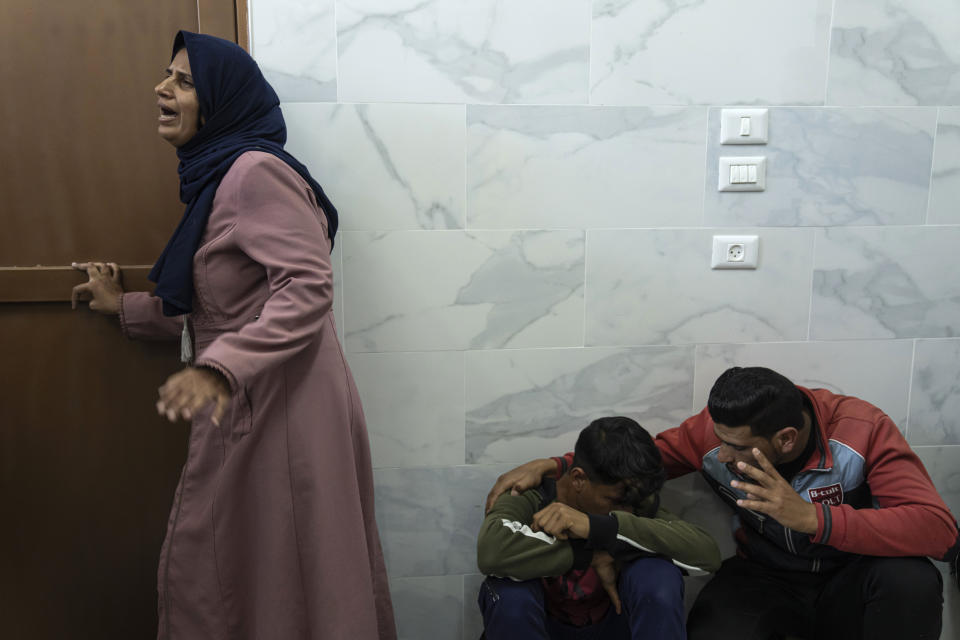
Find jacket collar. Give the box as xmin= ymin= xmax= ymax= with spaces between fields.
xmin=798 ymin=386 xmax=833 ymax=472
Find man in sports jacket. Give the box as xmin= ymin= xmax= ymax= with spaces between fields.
xmin=487 ymin=367 xmax=959 ymax=640
xmin=478 ymin=416 xmax=721 ymax=640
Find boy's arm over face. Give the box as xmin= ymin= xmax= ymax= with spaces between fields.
xmin=477 ymin=490 xmax=593 ymax=581
xmin=583 ymin=498 xmax=721 ymax=575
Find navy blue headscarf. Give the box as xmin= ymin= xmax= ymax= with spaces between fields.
xmin=149 ymin=31 xmax=338 ymax=316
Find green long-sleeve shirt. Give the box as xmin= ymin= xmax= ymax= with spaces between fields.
xmin=477 ymin=478 xmax=721 ymax=581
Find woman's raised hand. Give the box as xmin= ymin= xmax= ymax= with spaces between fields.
xmin=157 ymin=367 xmax=231 ymax=425
xmin=71 ymin=262 xmax=124 ymax=314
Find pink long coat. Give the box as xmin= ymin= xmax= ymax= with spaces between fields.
xmin=119 ymin=151 xmax=396 ymax=640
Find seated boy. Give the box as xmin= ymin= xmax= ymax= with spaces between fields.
xmin=477 ymin=416 xmax=721 ymax=640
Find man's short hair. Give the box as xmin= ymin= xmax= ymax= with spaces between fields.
xmin=571 ymin=416 xmax=666 ymax=508
xmin=707 ymin=366 xmax=803 ymax=439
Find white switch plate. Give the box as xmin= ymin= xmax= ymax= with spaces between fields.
xmin=718 ymin=156 xmax=766 ymax=192
xmin=720 ymin=108 xmax=769 ymax=144
xmin=711 ymin=235 xmax=759 ymax=270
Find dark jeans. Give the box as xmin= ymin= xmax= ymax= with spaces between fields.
xmin=478 ymin=557 xmax=685 ymax=640
xmin=687 ymin=555 xmax=944 ymax=640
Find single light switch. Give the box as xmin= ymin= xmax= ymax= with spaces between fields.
xmin=720 ymin=109 xmax=769 ymax=144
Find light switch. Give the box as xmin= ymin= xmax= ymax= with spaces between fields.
xmin=720 ymin=108 xmax=769 ymax=144
xmin=729 ymin=164 xmax=758 ymax=184
xmin=718 ymin=156 xmax=766 ymax=192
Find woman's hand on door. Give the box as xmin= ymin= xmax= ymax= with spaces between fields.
xmin=71 ymin=262 xmax=123 ymax=314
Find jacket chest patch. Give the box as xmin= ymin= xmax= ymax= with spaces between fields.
xmin=808 ymin=483 xmax=843 ymax=506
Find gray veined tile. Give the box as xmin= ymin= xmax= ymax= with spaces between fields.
xmin=659 ymin=473 xmax=738 ymax=613
xmin=465 ymin=346 xmax=695 ymax=464
xmin=909 ymin=339 xmax=960 ymax=445
xmin=466 ymin=106 xmax=706 ymax=229
xmin=590 ymin=0 xmax=832 ymax=105
xmin=827 ymin=0 xmax=960 ymax=106
xmin=462 ymin=574 xmax=486 ymax=640
xmin=585 ymin=229 xmax=814 ymax=346
xmin=810 ymin=227 xmax=960 ymax=340
xmin=912 ymin=446 xmax=960 ymax=640
xmin=939 ymin=559 xmax=960 ymax=640
xmin=660 ymin=474 xmax=737 ymax=561
xmin=250 ymin=0 xmax=337 ymax=102
xmin=282 ymin=103 xmax=466 ymax=231
xmin=337 ymin=0 xmax=590 ymax=104
xmin=349 ymin=351 xmax=465 ymax=468
xmin=912 ymin=447 xmax=960 ymax=524
xmin=389 ymin=575 xmax=464 ymax=640
xmin=928 ymin=108 xmax=960 ymax=224
xmin=374 ymin=465 xmax=513 ymax=578
xmin=343 ymin=230 xmax=585 ymax=352
xmin=704 ymin=108 xmax=936 ymax=227
xmin=695 ymin=341 xmax=915 ymax=430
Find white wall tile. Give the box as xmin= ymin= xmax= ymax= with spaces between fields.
xmin=913 ymin=446 xmax=960 ymax=531
xmin=811 ymin=227 xmax=960 ymax=339
xmin=467 ymin=106 xmax=706 ymax=229
xmin=465 ymin=346 xmax=694 ymax=463
xmin=909 ymin=339 xmax=960 ymax=445
xmin=350 ymin=351 xmax=465 ymax=467
xmin=694 ymin=341 xmax=915 ymax=429
xmin=827 ymin=0 xmax=960 ymax=106
xmin=283 ymin=103 xmax=466 ymax=230
xmin=912 ymin=445 xmax=960 ymax=640
xmin=374 ymin=465 xmax=511 ymax=577
xmin=660 ymin=474 xmax=738 ymax=561
xmin=928 ymin=107 xmax=960 ymax=224
xmin=337 ymin=0 xmax=590 ymax=104
xmin=252 ymin=1 xmax=960 ymax=633
xmin=462 ymin=574 xmax=485 ymax=640
xmin=704 ymin=108 xmax=936 ymax=227
xmin=343 ymin=230 xmax=585 ymax=352
xmin=250 ymin=0 xmax=337 ymax=101
xmin=591 ymin=0 xmax=832 ymax=105
xmin=389 ymin=575 xmax=464 ymax=640
xmin=585 ymin=229 xmax=815 ymax=346
xmin=939 ymin=559 xmax=960 ymax=640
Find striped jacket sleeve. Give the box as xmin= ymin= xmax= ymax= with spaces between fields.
xmin=597 ymin=507 xmax=722 ymax=574
xmin=477 ymin=490 xmax=592 ymax=580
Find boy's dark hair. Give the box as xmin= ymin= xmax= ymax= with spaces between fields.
xmin=707 ymin=366 xmax=803 ymax=438
xmin=571 ymin=416 xmax=666 ymax=509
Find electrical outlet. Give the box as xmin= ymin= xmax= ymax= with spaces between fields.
xmin=711 ymin=235 xmax=758 ymax=269
xmin=727 ymin=243 xmax=745 ymax=262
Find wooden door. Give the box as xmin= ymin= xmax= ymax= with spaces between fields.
xmin=0 ymin=2 xmax=245 ymax=637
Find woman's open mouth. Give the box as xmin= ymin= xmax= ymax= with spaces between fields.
xmin=158 ymin=104 xmax=178 ymax=123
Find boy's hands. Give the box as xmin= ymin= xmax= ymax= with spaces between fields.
xmin=486 ymin=458 xmax=556 ymax=513
xmin=591 ymin=551 xmax=622 ymax=614
xmin=532 ymin=503 xmax=590 ymax=540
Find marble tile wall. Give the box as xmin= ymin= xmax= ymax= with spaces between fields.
xmin=250 ymin=1 xmax=960 ymax=637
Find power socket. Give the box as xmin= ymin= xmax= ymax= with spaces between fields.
xmin=711 ymin=235 xmax=758 ymax=269
xmin=727 ymin=243 xmax=745 ymax=262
